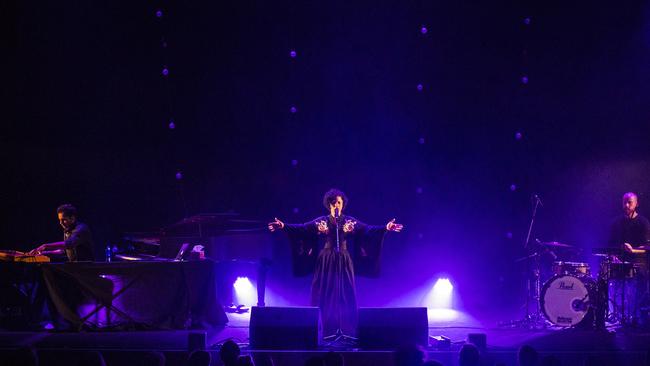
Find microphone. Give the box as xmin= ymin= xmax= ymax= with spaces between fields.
xmin=334 ymin=208 xmax=340 ymax=219
xmin=533 ymin=194 xmax=544 ymax=207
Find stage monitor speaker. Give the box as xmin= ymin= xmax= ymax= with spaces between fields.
xmin=358 ymin=307 xmax=429 ymax=349
xmin=249 ymin=306 xmax=321 ymax=349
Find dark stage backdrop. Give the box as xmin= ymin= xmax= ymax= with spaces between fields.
xmin=3 ymin=0 xmax=650 ymax=315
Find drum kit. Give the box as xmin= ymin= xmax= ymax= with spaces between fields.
xmin=517 ymin=240 xmax=649 ymax=330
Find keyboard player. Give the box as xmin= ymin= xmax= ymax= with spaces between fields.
xmin=28 ymin=204 xmax=95 ymax=262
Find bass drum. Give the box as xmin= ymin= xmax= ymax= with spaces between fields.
xmin=540 ymin=274 xmax=596 ymax=327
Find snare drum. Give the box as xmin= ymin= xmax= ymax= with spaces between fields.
xmin=541 ymin=274 xmax=596 ymax=327
xmin=552 ymin=261 xmax=591 ymax=276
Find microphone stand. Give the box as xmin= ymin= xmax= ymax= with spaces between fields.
xmin=323 ymin=209 xmax=358 ymax=346
xmin=500 ymin=194 xmax=547 ymax=329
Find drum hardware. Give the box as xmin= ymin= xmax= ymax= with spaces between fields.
xmin=499 ymin=195 xmax=550 ymax=329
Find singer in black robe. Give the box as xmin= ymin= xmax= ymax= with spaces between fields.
xmin=269 ymin=189 xmax=403 ymax=336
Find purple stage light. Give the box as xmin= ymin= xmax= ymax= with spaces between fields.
xmin=521 ymin=75 xmax=529 ymax=84
xmin=155 ymin=9 xmax=163 ymax=18
xmin=418 ymin=137 xmax=425 ymax=144
xmin=416 ymin=187 xmax=423 ymax=194
xmin=291 ymin=159 xmax=298 ymax=167
xmin=506 ymin=232 xmax=513 ymax=239
xmin=417 ymin=233 xmax=424 ymax=239
xmin=523 ymin=17 xmax=531 ymax=25
xmin=168 ymin=120 xmax=175 ymax=129
xmin=175 ymin=171 xmax=183 ymax=180
xmin=289 ymin=50 xmax=297 ymax=58
xmin=416 ymin=83 xmax=424 ymax=91
xmin=233 ymin=277 xmax=256 ymax=306
xmin=515 ymin=131 xmax=522 ymax=140
xmin=420 ymin=26 xmax=428 ymax=34
xmin=162 ymin=67 xmax=169 ymax=76
xmin=429 ymin=278 xmax=454 ymax=309
xmin=292 ymin=207 xmax=299 ymax=214
xmin=509 ymin=184 xmax=517 ymax=191
xmin=290 ymin=106 xmax=297 ymax=114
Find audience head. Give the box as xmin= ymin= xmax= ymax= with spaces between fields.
xmin=237 ymin=355 xmax=255 ymax=366
xmin=518 ymin=345 xmax=539 ymax=366
xmin=220 ymin=340 xmax=241 ymax=366
xmin=253 ymin=353 xmax=275 ymax=366
xmin=142 ymin=351 xmax=166 ymax=366
xmin=394 ymin=344 xmax=425 ymax=366
xmin=459 ymin=343 xmax=481 ymax=366
xmin=188 ymin=350 xmax=211 ymax=366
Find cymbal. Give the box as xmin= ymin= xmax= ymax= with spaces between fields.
xmin=539 ymin=241 xmax=574 ymax=248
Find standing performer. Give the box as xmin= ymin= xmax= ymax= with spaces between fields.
xmin=268 ymin=188 xmax=403 ymax=336
xmin=29 ymin=204 xmax=95 ymax=262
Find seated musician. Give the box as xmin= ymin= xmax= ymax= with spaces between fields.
xmin=28 ymin=204 xmax=95 ymax=262
xmin=609 ymin=192 xmax=650 ymax=256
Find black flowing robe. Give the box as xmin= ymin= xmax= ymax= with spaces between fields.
xmin=284 ymin=215 xmax=386 ymax=335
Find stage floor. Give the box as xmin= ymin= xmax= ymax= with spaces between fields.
xmin=2 ymin=309 xmax=650 ymax=365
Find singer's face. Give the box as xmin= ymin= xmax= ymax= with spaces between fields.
xmin=329 ymin=196 xmax=344 ymax=216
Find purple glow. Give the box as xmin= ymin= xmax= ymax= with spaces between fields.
xmin=292 ymin=207 xmax=299 ymax=214
xmin=162 ymin=41 xmax=168 ymax=48
xmin=155 ymin=9 xmax=163 ymax=18
xmin=515 ymin=131 xmax=522 ymax=140
xmin=523 ymin=17 xmax=531 ymax=25
xmin=233 ymin=277 xmax=256 ymax=306
xmin=509 ymin=184 xmax=517 ymax=191
xmin=420 ymin=26 xmax=428 ymax=34
xmin=290 ymin=106 xmax=297 ymax=114
xmin=521 ymin=75 xmax=529 ymax=84
xmin=291 ymin=159 xmax=298 ymax=166
xmin=416 ymin=187 xmax=423 ymax=194
xmin=168 ymin=120 xmax=175 ymax=129
xmin=417 ymin=233 xmax=424 ymax=239
xmin=162 ymin=67 xmax=169 ymax=76
xmin=427 ymin=278 xmax=454 ymax=309
xmin=416 ymin=83 xmax=424 ymax=91
xmin=289 ymin=50 xmax=297 ymax=58
xmin=506 ymin=232 xmax=513 ymax=239
xmin=418 ymin=137 xmax=425 ymax=144
xmin=175 ymin=171 xmax=183 ymax=180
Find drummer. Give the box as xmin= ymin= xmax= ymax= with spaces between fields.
xmin=608 ymin=192 xmax=650 ymax=257
xmin=608 ymin=192 xmax=650 ymax=323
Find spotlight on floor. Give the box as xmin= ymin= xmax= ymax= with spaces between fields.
xmin=233 ymin=276 xmax=256 ymax=311
xmin=431 ymin=278 xmax=453 ymax=309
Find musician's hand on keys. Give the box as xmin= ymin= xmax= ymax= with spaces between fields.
xmin=268 ymin=218 xmax=285 ymax=232
xmin=386 ymin=218 xmax=403 ymax=232
xmin=343 ymin=220 xmax=357 ymax=233
xmin=28 ymin=244 xmax=47 ymax=256
xmin=316 ymin=220 xmax=329 ymax=234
